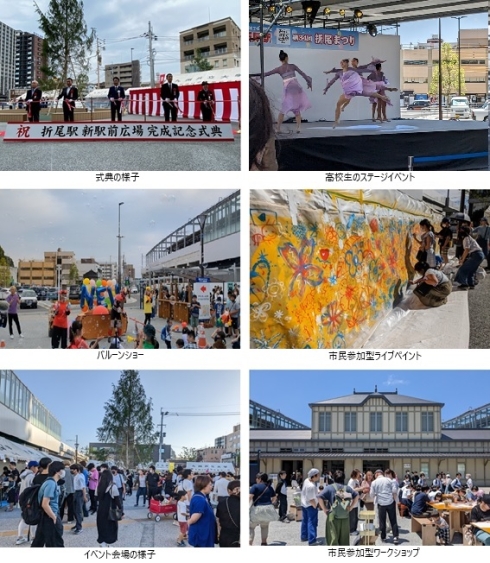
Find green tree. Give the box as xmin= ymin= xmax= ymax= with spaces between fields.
xmin=69 ymin=263 xmax=79 ymax=284
xmin=0 ymin=245 xmax=14 ymax=268
xmin=35 ymin=0 xmax=94 ymax=94
xmin=179 ymin=447 xmax=198 ymax=461
xmin=0 ymin=258 xmax=10 ymax=287
xmin=429 ymin=42 xmax=465 ymax=98
xmin=97 ymin=370 xmax=158 ymax=468
xmin=85 ymin=447 xmax=111 ymax=462
xmin=193 ymin=49 xmax=213 ymax=72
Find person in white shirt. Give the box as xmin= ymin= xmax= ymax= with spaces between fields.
xmin=466 ymin=474 xmax=473 ymax=490
xmin=71 ymin=464 xmax=88 ymax=534
xmin=214 ymin=472 xmax=230 ymax=502
xmin=370 ymin=469 xmax=399 ymax=545
xmin=178 ymin=469 xmax=194 ymax=505
xmin=176 ymin=491 xmax=189 ymax=547
xmin=300 ymin=468 xmax=321 ymax=546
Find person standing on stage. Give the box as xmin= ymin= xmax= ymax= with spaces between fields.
xmin=57 ymin=78 xmax=78 ymax=122
xmin=160 ymin=74 xmax=179 ymax=122
xmin=25 ymin=80 xmax=42 ymax=122
xmin=197 ymin=81 xmax=215 ymax=122
xmin=251 ymin=50 xmax=312 ymax=135
xmin=108 ymin=77 xmax=125 ymax=122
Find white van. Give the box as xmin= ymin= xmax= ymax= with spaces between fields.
xmin=449 ymin=96 xmax=470 ymax=119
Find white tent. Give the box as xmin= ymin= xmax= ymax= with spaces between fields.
xmin=0 ymin=435 xmax=64 ymax=464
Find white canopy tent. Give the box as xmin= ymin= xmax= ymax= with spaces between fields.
xmin=0 ymin=435 xmax=64 ymax=464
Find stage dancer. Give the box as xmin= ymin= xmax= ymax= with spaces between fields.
xmin=251 ymin=50 xmax=312 ymax=134
xmin=367 ymin=63 xmax=396 ymax=122
xmin=323 ymin=59 xmax=389 ymax=127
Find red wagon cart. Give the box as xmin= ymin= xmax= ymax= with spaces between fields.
xmin=147 ymin=499 xmax=177 ymax=522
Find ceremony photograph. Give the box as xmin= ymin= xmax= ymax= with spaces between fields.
xmin=0 ymin=0 xmax=241 ymax=170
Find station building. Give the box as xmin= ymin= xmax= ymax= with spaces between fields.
xmin=0 ymin=370 xmax=70 ymax=463
xmin=250 ymin=388 xmax=490 ymax=485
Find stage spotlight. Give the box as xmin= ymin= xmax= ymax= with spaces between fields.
xmin=367 ymin=23 xmax=378 ymax=37
xmin=301 ymin=1 xmax=321 ymax=20
xmin=354 ymin=9 xmax=363 ymax=19
xmin=339 ymin=8 xmax=346 ymax=17
xmin=323 ymin=7 xmax=331 ymax=16
xmin=286 ymin=6 xmax=293 ymax=14
xmin=268 ymin=5 xmax=276 ymax=13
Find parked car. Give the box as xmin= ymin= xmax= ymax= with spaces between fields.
xmin=407 ymin=100 xmax=430 ymax=110
xmin=46 ymin=290 xmax=59 ymax=301
xmin=472 ymin=100 xmax=489 ymax=122
xmin=20 ymin=289 xmax=38 ymax=309
xmin=449 ymin=96 xmax=470 ymax=119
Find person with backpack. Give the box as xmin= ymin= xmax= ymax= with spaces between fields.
xmin=160 ymin=318 xmax=173 ymax=349
xmin=319 ymin=470 xmax=358 ymax=546
xmin=31 ymin=460 xmax=66 ymax=547
xmin=16 ymin=461 xmax=39 ymax=545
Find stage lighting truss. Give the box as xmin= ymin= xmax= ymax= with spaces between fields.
xmin=353 ymin=8 xmax=363 ymax=22
xmin=323 ymin=7 xmax=331 ymax=17
xmin=339 ymin=8 xmax=346 ymax=18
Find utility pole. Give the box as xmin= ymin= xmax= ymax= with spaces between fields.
xmin=93 ymin=31 xmax=105 ymax=89
xmin=75 ymin=434 xmax=79 ymax=463
xmin=147 ymin=21 xmax=156 ymax=88
xmin=158 ymin=409 xmax=169 ymax=463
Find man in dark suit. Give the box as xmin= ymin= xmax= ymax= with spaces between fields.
xmin=25 ymin=80 xmax=42 ymax=122
xmin=197 ymin=81 xmax=215 ymax=122
xmin=160 ymin=74 xmax=179 ymax=122
xmin=57 ymin=77 xmax=78 ymax=122
xmin=108 ymin=76 xmax=126 ymax=121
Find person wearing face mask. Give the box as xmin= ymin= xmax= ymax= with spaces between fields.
xmin=216 ymin=480 xmax=240 ymax=547
xmin=31 ymin=461 xmax=66 ymax=548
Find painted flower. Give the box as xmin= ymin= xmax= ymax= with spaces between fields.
xmin=251 ymin=302 xmax=271 ymax=322
xmin=292 ymin=224 xmax=307 ymax=240
xmin=325 ymin=225 xmax=339 ymax=245
xmin=332 ymin=333 xmax=346 ymax=349
xmin=328 ymin=272 xmax=338 ymax=286
xmin=320 ymin=301 xmax=343 ymax=334
xmin=274 ymin=310 xmax=284 ymax=320
xmin=279 ymin=239 xmax=324 ymax=297
xmin=345 ymin=245 xmax=363 ymax=277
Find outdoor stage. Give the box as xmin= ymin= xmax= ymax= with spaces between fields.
xmin=276 ymin=119 xmax=488 ymax=171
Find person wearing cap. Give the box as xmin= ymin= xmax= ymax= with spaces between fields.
xmin=51 ymin=290 xmax=70 ymax=349
xmin=197 ymin=81 xmax=215 ymax=122
xmin=16 ymin=461 xmax=39 ymax=545
xmin=472 ymin=217 xmax=490 ymax=270
xmin=437 ymin=218 xmax=453 ymax=265
xmin=470 ymin=494 xmax=490 ymax=545
xmin=370 ymin=469 xmax=399 ymax=545
xmin=300 ymin=468 xmax=321 ymax=545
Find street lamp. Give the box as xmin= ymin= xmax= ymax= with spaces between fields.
xmin=451 ymin=16 xmax=466 ymax=96
xmin=196 ymin=214 xmax=208 ymax=278
xmin=118 ymin=202 xmax=124 ymax=289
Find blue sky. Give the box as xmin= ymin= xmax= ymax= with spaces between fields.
xmin=250 ymin=371 xmax=490 ymax=426
xmin=398 ymin=14 xmax=486 ymax=46
xmin=16 ymin=370 xmax=240 ymax=454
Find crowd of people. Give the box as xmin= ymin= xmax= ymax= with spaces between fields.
xmin=250 ymin=468 xmax=490 ymax=547
xmin=2 ymin=459 xmax=240 ymax=548
xmin=410 ymin=216 xmax=490 ymax=308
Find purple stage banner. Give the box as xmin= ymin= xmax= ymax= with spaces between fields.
xmin=249 ymin=23 xmax=359 ymax=51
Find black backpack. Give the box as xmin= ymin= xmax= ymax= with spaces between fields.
xmin=19 ymin=478 xmax=53 ymax=525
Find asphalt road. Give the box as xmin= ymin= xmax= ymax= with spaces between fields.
xmin=468 ymin=256 xmax=490 ymax=349
xmin=0 ymin=118 xmax=240 ymax=171
xmin=1 ymin=300 xmax=236 ymax=349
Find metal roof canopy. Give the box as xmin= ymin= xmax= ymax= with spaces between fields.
xmin=249 ymin=1 xmax=487 ymax=29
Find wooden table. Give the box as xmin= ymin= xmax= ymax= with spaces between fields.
xmin=471 ymin=522 xmax=490 ymax=533
xmin=430 ymin=502 xmax=475 ymax=540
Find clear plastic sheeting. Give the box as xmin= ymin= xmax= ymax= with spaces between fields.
xmin=250 ymin=189 xmax=443 ymax=349
xmin=0 ymin=435 xmax=64 ymax=463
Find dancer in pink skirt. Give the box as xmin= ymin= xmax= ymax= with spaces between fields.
xmin=323 ymin=59 xmax=391 ymax=127
xmin=367 ymin=63 xmax=396 ymax=122
xmin=251 ymin=50 xmax=312 ymax=133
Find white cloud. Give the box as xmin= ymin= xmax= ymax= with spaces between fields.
xmin=383 ymin=375 xmax=409 ymax=386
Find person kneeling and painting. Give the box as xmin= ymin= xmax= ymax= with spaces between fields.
xmin=409 ymin=262 xmax=452 ymax=308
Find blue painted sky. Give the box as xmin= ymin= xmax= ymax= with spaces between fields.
xmin=250 ymin=371 xmax=490 ymax=426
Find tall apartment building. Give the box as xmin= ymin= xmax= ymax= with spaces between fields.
xmin=179 ymin=17 xmax=240 ymax=74
xmin=100 ymin=262 xmax=117 ymax=281
xmin=0 ymin=21 xmax=16 ymax=99
xmin=104 ymin=60 xmax=141 ymax=89
xmin=17 ymin=259 xmax=55 ymax=286
xmin=15 ymin=32 xmax=45 ymax=89
xmin=44 ymin=249 xmax=76 ymax=286
xmin=401 ymin=28 xmax=488 ymax=102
